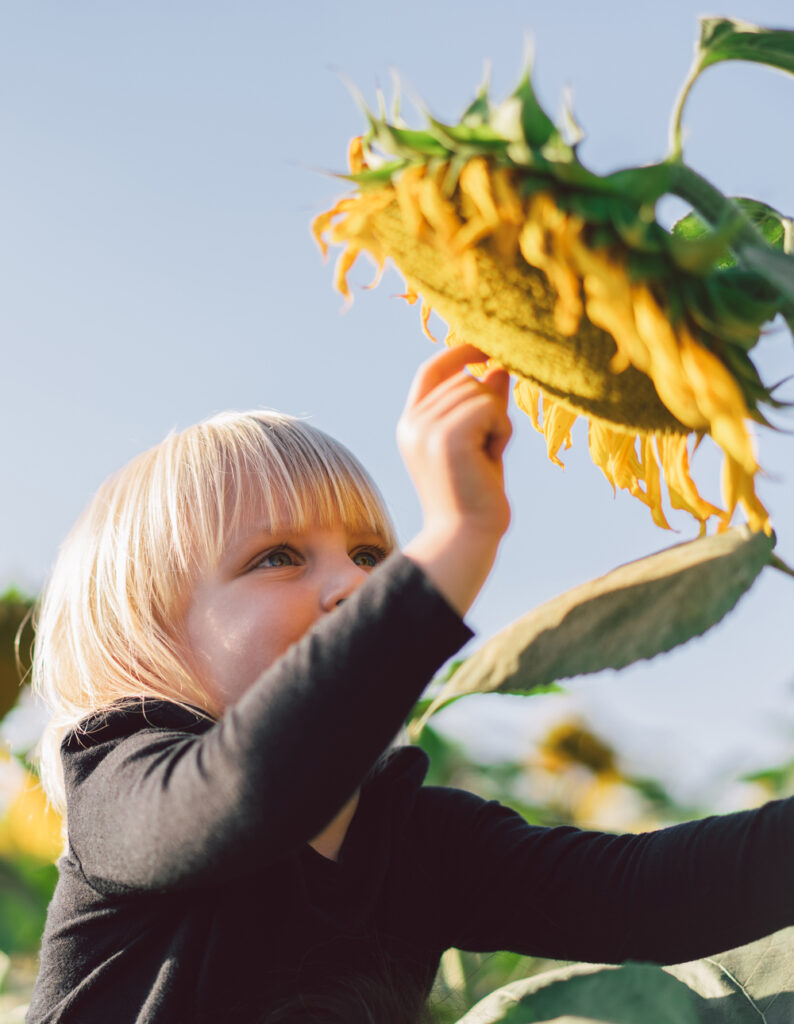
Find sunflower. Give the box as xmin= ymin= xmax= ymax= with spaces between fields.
xmin=313 ymin=67 xmax=791 ymax=535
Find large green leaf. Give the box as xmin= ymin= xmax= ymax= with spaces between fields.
xmin=455 ymin=928 xmax=794 ymax=1024
xmin=666 ymin=926 xmax=794 ymax=1024
xmin=415 ymin=528 xmax=775 ymax=729
xmin=456 ymin=961 xmax=700 ymax=1024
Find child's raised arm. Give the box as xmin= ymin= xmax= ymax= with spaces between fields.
xmin=59 ymin=348 xmax=514 ymax=894
xmin=400 ymin=343 xmax=513 ymax=617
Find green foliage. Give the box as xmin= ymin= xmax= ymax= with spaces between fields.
xmin=450 ymin=927 xmax=794 ymax=1024
xmin=696 ymin=17 xmax=794 ymax=76
xmin=0 ymin=590 xmax=34 ymax=723
xmin=668 ymin=926 xmax=794 ymax=1024
xmin=432 ymin=948 xmax=572 ymax=1024
xmin=0 ymin=857 xmax=57 ymax=954
xmin=673 ymin=198 xmax=792 ymax=265
xmin=670 ymin=17 xmax=794 ymax=159
xmin=457 ymin=962 xmax=701 ymax=1024
xmin=414 ymin=528 xmax=776 ymax=730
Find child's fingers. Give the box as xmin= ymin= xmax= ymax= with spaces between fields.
xmin=409 ymin=361 xmax=511 ymax=421
xmin=481 ymin=366 xmax=511 ymax=405
xmin=486 ymin=409 xmax=513 ymax=461
xmin=408 ymin=379 xmax=511 ymax=450
xmin=409 ymin=375 xmax=513 ymax=468
xmin=404 ymin=344 xmax=490 ymax=408
xmin=411 ymin=370 xmax=495 ymax=419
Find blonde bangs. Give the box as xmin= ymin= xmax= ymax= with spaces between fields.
xmin=32 ymin=410 xmax=395 ymax=818
xmin=194 ymin=412 xmax=397 ymax=571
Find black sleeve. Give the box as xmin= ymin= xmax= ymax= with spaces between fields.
xmin=63 ymin=553 xmax=473 ymax=895
xmin=430 ymin=787 xmax=794 ymax=964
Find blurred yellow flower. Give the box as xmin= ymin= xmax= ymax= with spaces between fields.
xmin=0 ymin=747 xmax=62 ymax=864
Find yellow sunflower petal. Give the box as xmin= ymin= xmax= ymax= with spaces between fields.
xmin=721 ymin=456 xmax=771 ymax=535
xmin=394 ymin=165 xmax=426 ymax=238
xmin=631 ymin=284 xmax=705 ymax=429
xmin=347 ymin=135 xmax=367 ymax=174
xmin=514 ymin=379 xmax=543 ymax=433
xmin=420 ymin=300 xmax=438 ymax=342
xmin=543 ymin=398 xmax=578 ymax=467
xmin=458 ymin=157 xmax=501 ymax=232
xmin=333 ymin=243 xmax=361 ymax=306
xmin=678 ymin=329 xmax=756 ymax=474
xmin=490 ymin=167 xmax=524 ymax=261
xmin=417 ymin=172 xmax=462 ymax=248
xmin=657 ymin=434 xmax=723 ymax=526
xmin=640 ymin=436 xmax=672 ymax=530
xmin=311 ymin=197 xmax=360 ymax=258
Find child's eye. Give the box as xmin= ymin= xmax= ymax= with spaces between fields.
xmin=351 ymin=545 xmax=388 ymax=569
xmin=253 ymin=547 xmax=299 ymax=570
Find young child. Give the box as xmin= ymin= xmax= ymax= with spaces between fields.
xmin=27 ymin=344 xmax=793 ymax=1023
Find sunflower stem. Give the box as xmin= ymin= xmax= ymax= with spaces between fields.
xmin=667 ymin=163 xmax=768 ymax=253
xmin=668 ymin=55 xmax=703 ymax=161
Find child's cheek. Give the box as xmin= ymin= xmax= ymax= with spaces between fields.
xmin=213 ymin=600 xmax=318 ymax=702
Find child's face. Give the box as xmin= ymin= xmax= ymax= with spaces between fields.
xmin=181 ymin=518 xmax=390 ymax=708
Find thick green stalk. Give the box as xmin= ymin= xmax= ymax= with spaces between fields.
xmin=667 ymin=162 xmax=768 ymax=250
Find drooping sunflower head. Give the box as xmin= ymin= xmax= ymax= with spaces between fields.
xmin=313 ymin=66 xmax=792 ymax=535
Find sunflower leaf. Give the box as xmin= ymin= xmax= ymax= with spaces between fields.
xmin=696 ymin=17 xmax=794 ymax=76
xmin=461 ymin=68 xmax=491 ymax=127
xmin=670 ymin=18 xmax=794 ymax=158
xmin=672 ymin=197 xmax=793 ymax=269
xmin=601 ymin=162 xmax=673 ymax=205
xmin=666 ymin=927 xmax=794 ymax=1024
xmin=368 ymin=121 xmax=450 ymax=160
xmin=343 ymin=160 xmax=408 ymax=187
xmin=732 ymin=198 xmax=793 ymax=252
xmin=424 ymin=115 xmax=510 ymax=153
xmin=511 ymin=67 xmax=558 ymax=149
xmin=456 ymin=962 xmax=701 ymax=1024
xmin=666 ymin=215 xmax=741 ymax=273
xmin=415 ymin=528 xmax=776 ymax=726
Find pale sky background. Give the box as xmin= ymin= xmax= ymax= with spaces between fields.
xmin=2 ymin=1 xmax=793 ymax=802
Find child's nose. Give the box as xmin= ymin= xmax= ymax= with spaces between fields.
xmin=319 ymin=561 xmax=368 ymax=612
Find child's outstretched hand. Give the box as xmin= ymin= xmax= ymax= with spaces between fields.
xmin=399 ymin=344 xmax=513 ymax=617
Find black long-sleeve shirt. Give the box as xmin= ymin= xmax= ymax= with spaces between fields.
xmin=27 ymin=553 xmax=794 ymax=1022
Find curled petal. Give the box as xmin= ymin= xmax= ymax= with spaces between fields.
xmin=347 ymin=136 xmax=368 ymax=174
xmin=394 ymin=165 xmax=426 ymax=238
xmin=332 ymin=244 xmax=362 ymax=307
xmin=632 ymin=285 xmax=704 ymax=429
xmin=420 ymin=300 xmax=438 ymax=342
xmin=417 ymin=173 xmax=462 ymax=248
xmin=458 ymin=158 xmax=501 ymax=231
xmin=311 ymin=198 xmax=359 ymax=258
xmin=543 ymin=398 xmax=578 ymax=467
xmin=678 ymin=329 xmax=756 ymax=474
xmin=514 ymin=379 xmax=543 ymax=433
xmin=640 ymin=436 xmax=672 ymax=530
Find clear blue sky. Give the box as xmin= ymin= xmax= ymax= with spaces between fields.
xmin=2 ymin=1 xmax=793 ymax=798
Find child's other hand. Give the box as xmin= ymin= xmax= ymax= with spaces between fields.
xmin=398 ymin=344 xmax=513 ymax=617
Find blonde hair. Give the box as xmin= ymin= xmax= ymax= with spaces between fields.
xmin=32 ymin=410 xmax=397 ymax=817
